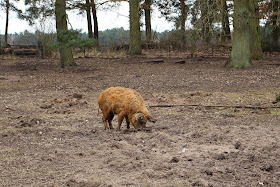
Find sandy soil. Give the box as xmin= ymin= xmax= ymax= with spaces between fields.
xmin=0 ymin=51 xmax=280 ymax=187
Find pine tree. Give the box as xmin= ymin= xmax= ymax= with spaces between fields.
xmin=271 ymin=0 xmax=279 ymax=50
xmin=155 ymin=0 xmax=187 ymax=48
xmin=129 ymin=0 xmax=141 ymax=55
xmin=220 ymin=0 xmax=231 ymax=42
xmin=55 ymin=0 xmax=76 ymax=67
xmin=1 ymin=0 xmax=22 ymax=47
xmin=144 ymin=0 xmax=152 ymax=43
xmin=227 ymin=0 xmax=251 ymax=68
xmin=91 ymin=0 xmax=98 ymax=40
xmin=86 ymin=0 xmax=93 ymax=38
xmin=249 ymin=0 xmax=263 ymax=60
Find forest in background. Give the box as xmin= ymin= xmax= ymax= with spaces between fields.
xmin=0 ymin=0 xmax=279 ymax=68
xmin=0 ymin=25 xmax=278 ymax=51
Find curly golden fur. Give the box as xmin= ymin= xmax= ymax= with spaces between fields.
xmin=98 ymin=87 xmax=156 ymax=130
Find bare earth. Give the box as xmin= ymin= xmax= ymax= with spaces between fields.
xmin=0 ymin=51 xmax=280 ymax=187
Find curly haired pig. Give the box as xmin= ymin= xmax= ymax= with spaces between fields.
xmin=98 ymin=87 xmax=156 ymax=130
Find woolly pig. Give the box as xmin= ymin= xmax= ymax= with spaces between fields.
xmin=98 ymin=87 xmax=156 ymax=130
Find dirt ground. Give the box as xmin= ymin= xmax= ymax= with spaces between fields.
xmin=0 ymin=50 xmax=280 ymax=187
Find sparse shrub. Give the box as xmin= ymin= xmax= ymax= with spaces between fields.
xmin=50 ymin=29 xmax=97 ymax=57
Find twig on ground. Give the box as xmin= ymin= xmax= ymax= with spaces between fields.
xmin=149 ymin=104 xmax=280 ymax=109
xmin=141 ymin=59 xmax=164 ymax=64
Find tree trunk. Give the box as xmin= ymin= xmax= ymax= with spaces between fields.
xmin=129 ymin=0 xmax=141 ymax=55
xmin=249 ymin=0 xmax=263 ymax=59
xmin=144 ymin=0 xmax=152 ymax=43
xmin=55 ymin=0 xmax=76 ymax=68
xmin=0 ymin=31 xmax=2 ymax=49
xmin=180 ymin=0 xmax=186 ymax=49
xmin=220 ymin=0 xmax=231 ymax=42
xmin=86 ymin=0 xmax=93 ymax=38
xmin=91 ymin=0 xmax=98 ymax=40
xmin=272 ymin=0 xmax=279 ymax=51
xmin=201 ymin=0 xmax=207 ymax=38
xmin=5 ymin=0 xmax=9 ymax=47
xmin=200 ymin=0 xmax=213 ymax=44
xmin=227 ymin=0 xmax=251 ymax=68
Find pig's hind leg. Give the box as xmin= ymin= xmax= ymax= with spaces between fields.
xmin=117 ymin=112 xmax=125 ymax=130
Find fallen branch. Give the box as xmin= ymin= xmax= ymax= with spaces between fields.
xmin=141 ymin=59 xmax=164 ymax=64
xmin=174 ymin=60 xmax=185 ymax=64
xmin=149 ymin=104 xmax=280 ymax=109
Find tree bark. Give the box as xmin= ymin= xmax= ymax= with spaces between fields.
xmin=200 ymin=0 xmax=211 ymax=44
xmin=129 ymin=0 xmax=141 ymax=55
xmin=91 ymin=0 xmax=98 ymax=40
xmin=5 ymin=0 xmax=10 ymax=47
xmin=144 ymin=0 xmax=152 ymax=43
xmin=227 ymin=0 xmax=251 ymax=68
xmin=249 ymin=0 xmax=263 ymax=59
xmin=86 ymin=0 xmax=93 ymax=38
xmin=0 ymin=30 xmax=2 ymax=49
xmin=55 ymin=0 xmax=76 ymax=68
xmin=180 ymin=0 xmax=186 ymax=49
xmin=272 ymin=0 xmax=279 ymax=51
xmin=220 ymin=0 xmax=231 ymax=42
